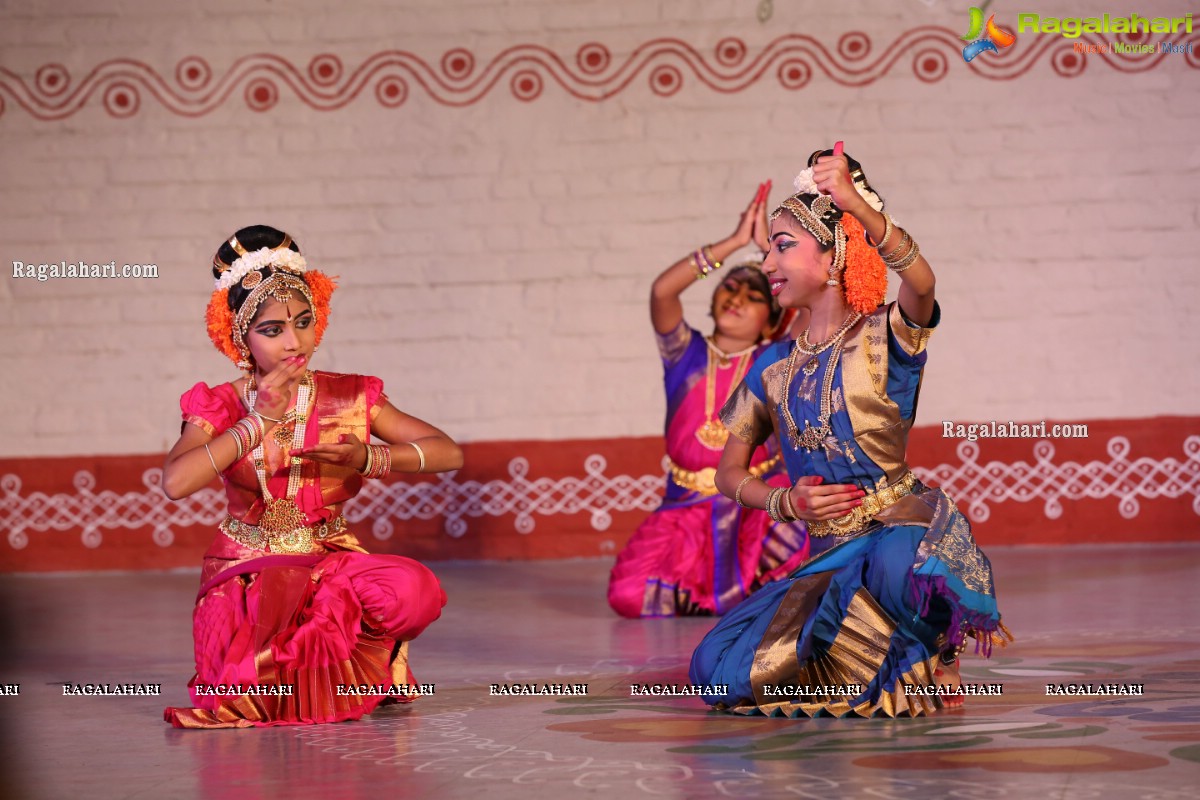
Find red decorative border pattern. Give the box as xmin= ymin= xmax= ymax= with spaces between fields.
xmin=1 ymin=418 xmax=1197 ymax=572
xmin=1 ymin=29 xmax=1196 ymax=120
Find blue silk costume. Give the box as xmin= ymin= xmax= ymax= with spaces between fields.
xmin=689 ymin=302 xmax=1007 ymax=717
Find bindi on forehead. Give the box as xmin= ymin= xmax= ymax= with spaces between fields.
xmin=251 ymin=295 xmax=312 ymax=326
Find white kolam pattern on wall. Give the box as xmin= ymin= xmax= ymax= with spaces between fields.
xmin=4 ymin=435 xmax=1197 ymax=551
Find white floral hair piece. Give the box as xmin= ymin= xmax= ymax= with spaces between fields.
xmin=791 ymin=166 xmax=885 ymax=213
xmin=792 ymin=168 xmax=820 ymax=196
xmin=214 ymin=247 xmax=308 ymax=290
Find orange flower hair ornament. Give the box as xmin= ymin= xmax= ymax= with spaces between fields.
xmin=840 ymin=214 xmax=888 ymax=315
xmin=205 ymin=248 xmax=337 ymax=371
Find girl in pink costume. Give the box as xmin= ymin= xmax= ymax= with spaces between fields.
xmin=162 ymin=224 xmax=461 ymax=727
xmin=608 ymin=186 xmax=810 ymax=618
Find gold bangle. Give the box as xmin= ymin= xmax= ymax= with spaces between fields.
xmin=357 ymin=441 xmax=373 ymax=476
xmin=881 ymin=229 xmax=913 ymax=264
xmin=203 ymin=443 xmax=221 ymax=478
xmin=764 ymin=487 xmax=781 ymax=523
xmin=886 ymin=238 xmax=921 ymax=273
xmin=702 ymin=245 xmax=722 ymax=271
xmin=781 ymin=488 xmax=798 ymax=521
xmin=409 ymin=441 xmax=426 ymax=473
xmin=870 ymin=213 xmax=896 ymax=252
xmin=734 ymin=475 xmax=754 ymax=507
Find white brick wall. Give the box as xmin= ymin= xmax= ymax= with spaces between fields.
xmin=1 ymin=0 xmax=1197 ymax=457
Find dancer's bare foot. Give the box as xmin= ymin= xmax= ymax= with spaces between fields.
xmin=934 ymin=659 xmax=965 ymax=708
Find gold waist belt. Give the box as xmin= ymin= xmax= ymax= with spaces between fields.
xmin=668 ymin=454 xmax=781 ymax=497
xmin=219 ymin=514 xmax=348 ymax=555
xmin=808 ymin=471 xmax=919 ymax=538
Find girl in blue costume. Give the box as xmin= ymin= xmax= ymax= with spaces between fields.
xmin=689 ymin=145 xmax=1010 ymax=716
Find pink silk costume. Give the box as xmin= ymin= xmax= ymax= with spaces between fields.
xmin=164 ymin=371 xmax=446 ymax=728
xmin=607 ymin=323 xmax=810 ymax=618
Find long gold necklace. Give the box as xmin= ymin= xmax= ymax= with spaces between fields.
xmin=781 ymin=312 xmax=861 ymax=450
xmin=246 ymin=371 xmax=315 ymax=551
xmin=695 ymin=337 xmax=755 ymax=450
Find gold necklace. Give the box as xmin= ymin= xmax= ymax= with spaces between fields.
xmin=695 ymin=342 xmax=755 ymax=450
xmin=794 ymin=311 xmax=860 ymax=377
xmin=703 ymin=335 xmax=758 ymax=367
xmin=781 ymin=312 xmax=861 ymax=450
xmin=246 ymin=371 xmax=315 ymax=552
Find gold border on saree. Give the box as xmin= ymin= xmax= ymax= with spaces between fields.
xmin=668 ymin=455 xmax=781 ymax=497
xmin=808 ymin=471 xmax=919 ymax=538
xmin=219 ymin=514 xmax=348 ymax=554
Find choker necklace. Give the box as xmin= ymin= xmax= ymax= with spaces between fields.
xmin=245 ymin=371 xmax=315 ymax=552
xmin=696 ymin=340 xmax=756 ymax=450
xmin=781 ymin=311 xmax=861 ymax=450
xmin=704 ymin=335 xmax=758 ymax=367
xmin=794 ymin=312 xmax=860 ymax=377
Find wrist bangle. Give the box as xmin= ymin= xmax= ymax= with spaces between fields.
xmin=869 ymin=212 xmax=896 ymax=252
xmin=358 ymin=443 xmax=392 ymax=479
xmin=203 ymin=443 xmax=222 ymax=478
xmin=408 ymin=441 xmax=426 ymax=473
xmin=880 ymin=229 xmax=911 ymax=261
xmin=372 ymin=444 xmax=392 ymax=478
xmin=358 ymin=441 xmax=373 ymax=476
xmin=765 ymin=487 xmax=782 ymax=523
xmin=734 ymin=475 xmax=754 ymax=508
xmin=702 ymin=245 xmax=722 ymax=272
xmin=226 ymin=427 xmax=244 ymax=461
xmin=781 ymin=489 xmax=798 ymax=521
xmin=884 ymin=234 xmax=921 ymax=273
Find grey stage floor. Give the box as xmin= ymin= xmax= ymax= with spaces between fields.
xmin=1 ymin=545 xmax=1198 ymax=799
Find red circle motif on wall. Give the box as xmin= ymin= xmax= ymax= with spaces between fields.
xmin=442 ymin=49 xmax=476 ymax=80
xmin=777 ymin=59 xmax=811 ymax=90
xmin=1051 ymin=46 xmax=1086 ymax=78
xmin=375 ymin=76 xmax=408 ymax=107
xmin=912 ymin=49 xmax=948 ymax=83
xmin=36 ymin=64 xmax=71 ymax=97
xmin=837 ymin=32 xmax=871 ymax=61
xmin=576 ymin=43 xmax=611 ymax=74
xmin=1185 ymin=38 xmax=1200 ymax=69
xmin=244 ymin=78 xmax=279 ymax=111
xmin=103 ymin=82 xmax=140 ymax=118
xmin=175 ymin=57 xmax=211 ymax=91
xmin=308 ymin=54 xmax=343 ymax=86
xmin=510 ymin=70 xmax=543 ymax=101
xmin=649 ymin=65 xmax=682 ymax=96
xmin=715 ymin=38 xmax=747 ymax=66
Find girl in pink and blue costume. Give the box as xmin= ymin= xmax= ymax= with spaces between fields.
xmin=608 ymin=186 xmax=809 ymax=618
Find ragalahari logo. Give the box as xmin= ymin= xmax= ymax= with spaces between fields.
xmin=961 ymin=7 xmax=1016 ymax=61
